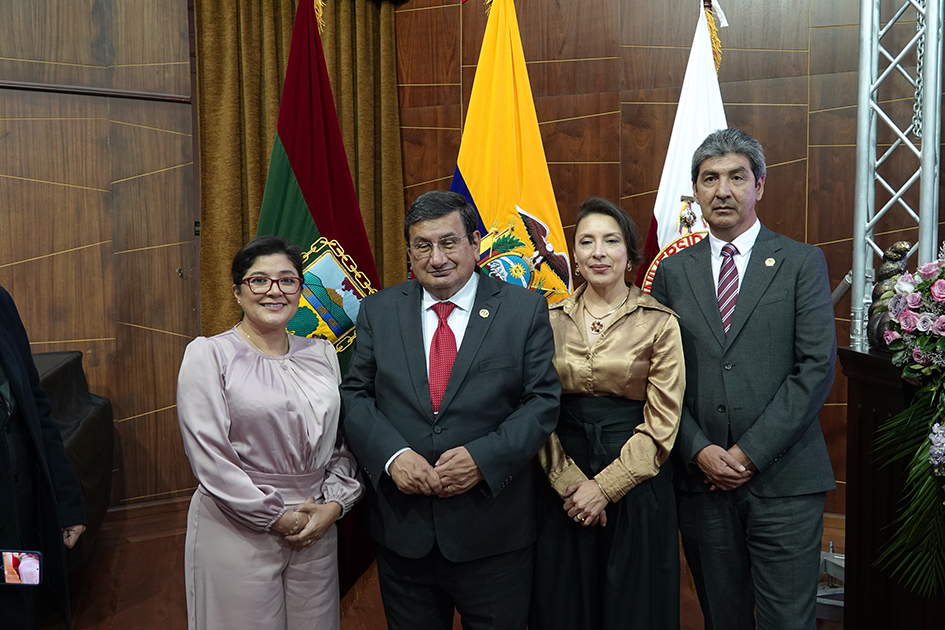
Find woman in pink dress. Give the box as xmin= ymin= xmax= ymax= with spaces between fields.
xmin=177 ymin=236 xmax=363 ymax=630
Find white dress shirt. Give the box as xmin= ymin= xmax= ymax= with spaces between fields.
xmin=420 ymin=271 xmax=479 ymax=376
xmin=708 ymin=219 xmax=762 ymax=297
xmin=385 ymin=272 xmax=480 ymax=474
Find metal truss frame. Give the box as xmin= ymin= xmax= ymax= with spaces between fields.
xmin=851 ymin=0 xmax=943 ymax=351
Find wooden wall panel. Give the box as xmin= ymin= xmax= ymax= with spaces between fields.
xmin=721 ymin=74 xmax=808 ymax=105
xmin=620 ymin=101 xmax=674 ymax=198
xmin=0 ymin=178 xmax=110 ymax=266
xmin=113 ymin=408 xmax=195 ymax=503
xmin=398 ymin=84 xmax=461 ymax=109
xmin=396 ymin=0 xmax=945 ymax=517
xmin=811 ymin=71 xmax=859 ymax=111
xmin=541 ymin=108 xmax=620 ymax=164
xmin=0 ymin=115 xmax=109 ymax=189
xmin=514 ymin=0 xmax=619 ymax=62
xmin=3 ymin=245 xmax=115 ymax=344
xmin=396 ymin=5 xmax=460 ymax=85
xmin=0 ymin=1 xmax=197 ymax=506
xmin=718 ymin=50 xmax=809 ymax=94
xmin=721 ymin=0 xmax=810 ymax=50
xmin=528 ymin=58 xmax=617 ymax=98
xmin=812 ymin=1 xmax=916 ymax=27
xmin=621 ymin=2 xmax=698 ymax=48
xmin=809 ymin=146 xmax=856 ymax=244
xmin=548 ymin=163 xmax=620 ymax=225
xmin=401 ymin=127 xmax=461 ymax=187
xmin=620 ymin=47 xmax=689 ymax=93
xmin=757 ymin=161 xmax=807 ymax=244
xmin=0 ymin=1 xmax=189 ymax=96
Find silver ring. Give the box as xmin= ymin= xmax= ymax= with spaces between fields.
xmin=447 ymin=485 xmax=453 ymax=493
xmin=305 ymin=539 xmax=315 ymax=546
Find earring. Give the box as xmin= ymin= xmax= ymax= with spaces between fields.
xmin=627 ymin=262 xmax=632 ymax=271
xmin=574 ymin=263 xmax=581 ymax=277
xmin=237 ymin=299 xmax=242 ymax=305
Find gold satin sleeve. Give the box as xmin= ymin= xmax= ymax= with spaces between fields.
xmin=538 ymin=287 xmax=686 ymax=502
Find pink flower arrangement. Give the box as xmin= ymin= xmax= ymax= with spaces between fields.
xmin=913 ymin=346 xmax=931 ymax=365
xmin=898 ymin=309 xmax=919 ymax=333
xmin=876 ymin=247 xmax=945 ymax=597
xmin=933 ymin=316 xmax=945 ymax=337
xmin=931 ymin=279 xmax=945 ymax=302
xmin=884 ymin=252 xmax=945 ymax=382
xmin=919 ymin=260 xmax=943 ymax=279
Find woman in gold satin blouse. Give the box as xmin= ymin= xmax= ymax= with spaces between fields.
xmin=530 ymin=197 xmax=686 ymax=630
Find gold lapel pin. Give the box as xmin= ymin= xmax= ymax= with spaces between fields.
xmin=479 ymin=309 xmax=490 ymax=318
xmin=765 ymin=258 xmax=776 ymax=267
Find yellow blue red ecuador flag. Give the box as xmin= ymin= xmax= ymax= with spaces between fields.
xmin=449 ymin=0 xmax=572 ymax=303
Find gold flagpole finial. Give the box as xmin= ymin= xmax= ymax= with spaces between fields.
xmin=314 ymin=0 xmax=325 ymax=34
xmin=704 ymin=3 xmax=723 ymax=74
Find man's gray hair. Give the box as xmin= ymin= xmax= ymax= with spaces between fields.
xmin=691 ymin=128 xmax=766 ymax=184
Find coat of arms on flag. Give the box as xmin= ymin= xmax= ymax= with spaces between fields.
xmin=450 ymin=0 xmax=571 ymax=303
xmin=476 ymin=207 xmax=571 ymax=297
xmin=288 ymin=238 xmax=374 ymax=352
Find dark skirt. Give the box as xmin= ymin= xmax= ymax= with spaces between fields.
xmin=530 ymin=395 xmax=679 ymax=630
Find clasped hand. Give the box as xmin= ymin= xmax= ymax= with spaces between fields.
xmin=278 ymin=497 xmax=342 ymax=549
xmin=695 ymin=444 xmax=755 ymax=491
xmin=391 ymin=448 xmax=483 ymax=498
xmin=563 ymin=480 xmax=608 ymax=527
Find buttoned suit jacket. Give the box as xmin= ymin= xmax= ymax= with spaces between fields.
xmin=649 ymin=226 xmax=836 ymax=496
xmin=0 ymin=286 xmax=87 ymax=628
xmin=340 ymin=271 xmax=561 ymax=562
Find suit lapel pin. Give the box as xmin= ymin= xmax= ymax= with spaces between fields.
xmin=765 ymin=257 xmax=776 ymax=267
xmin=479 ymin=308 xmax=490 ymax=318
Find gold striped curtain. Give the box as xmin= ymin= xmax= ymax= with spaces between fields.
xmin=194 ymin=0 xmax=405 ymax=336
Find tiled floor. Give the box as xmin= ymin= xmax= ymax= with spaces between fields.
xmin=47 ymin=513 xmax=845 ymax=629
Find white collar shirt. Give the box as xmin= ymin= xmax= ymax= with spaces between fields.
xmin=420 ymin=271 xmax=479 ymax=376
xmin=708 ymin=219 xmax=761 ymax=297
xmin=385 ymin=271 xmax=480 ymax=474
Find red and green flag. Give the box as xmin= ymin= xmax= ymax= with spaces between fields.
xmin=257 ymin=0 xmax=379 ymax=371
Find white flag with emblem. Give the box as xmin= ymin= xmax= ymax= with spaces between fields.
xmin=638 ymin=0 xmax=728 ymax=290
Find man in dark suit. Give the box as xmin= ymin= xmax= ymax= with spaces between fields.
xmin=0 ymin=286 xmax=87 ymax=628
xmin=650 ymin=129 xmax=836 ymax=629
xmin=341 ymin=190 xmax=560 ymax=630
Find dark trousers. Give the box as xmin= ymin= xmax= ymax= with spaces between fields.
xmin=1 ymin=401 xmax=40 ymax=628
xmin=376 ymin=542 xmax=532 ymax=630
xmin=678 ymin=488 xmax=826 ymax=630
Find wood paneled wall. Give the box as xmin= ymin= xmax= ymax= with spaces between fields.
xmin=0 ymin=1 xmax=198 ymax=505
xmin=394 ymin=0 xmax=945 ymax=514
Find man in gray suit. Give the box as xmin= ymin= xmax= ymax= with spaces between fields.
xmin=341 ymin=190 xmax=560 ymax=630
xmin=650 ymin=128 xmax=836 ymax=629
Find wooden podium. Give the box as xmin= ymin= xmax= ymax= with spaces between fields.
xmin=840 ymin=347 xmax=945 ymax=628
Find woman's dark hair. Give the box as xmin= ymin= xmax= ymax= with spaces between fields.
xmin=230 ymin=235 xmax=305 ymax=286
xmin=574 ymin=197 xmax=644 ymax=266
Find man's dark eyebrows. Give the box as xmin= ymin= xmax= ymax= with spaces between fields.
xmin=700 ymin=165 xmax=749 ymax=179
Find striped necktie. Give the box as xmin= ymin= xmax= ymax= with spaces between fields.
xmin=718 ymin=243 xmax=739 ymax=335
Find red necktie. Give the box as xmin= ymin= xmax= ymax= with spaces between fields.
xmin=429 ymin=302 xmax=457 ymax=413
xmin=718 ymin=243 xmax=739 ymax=335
